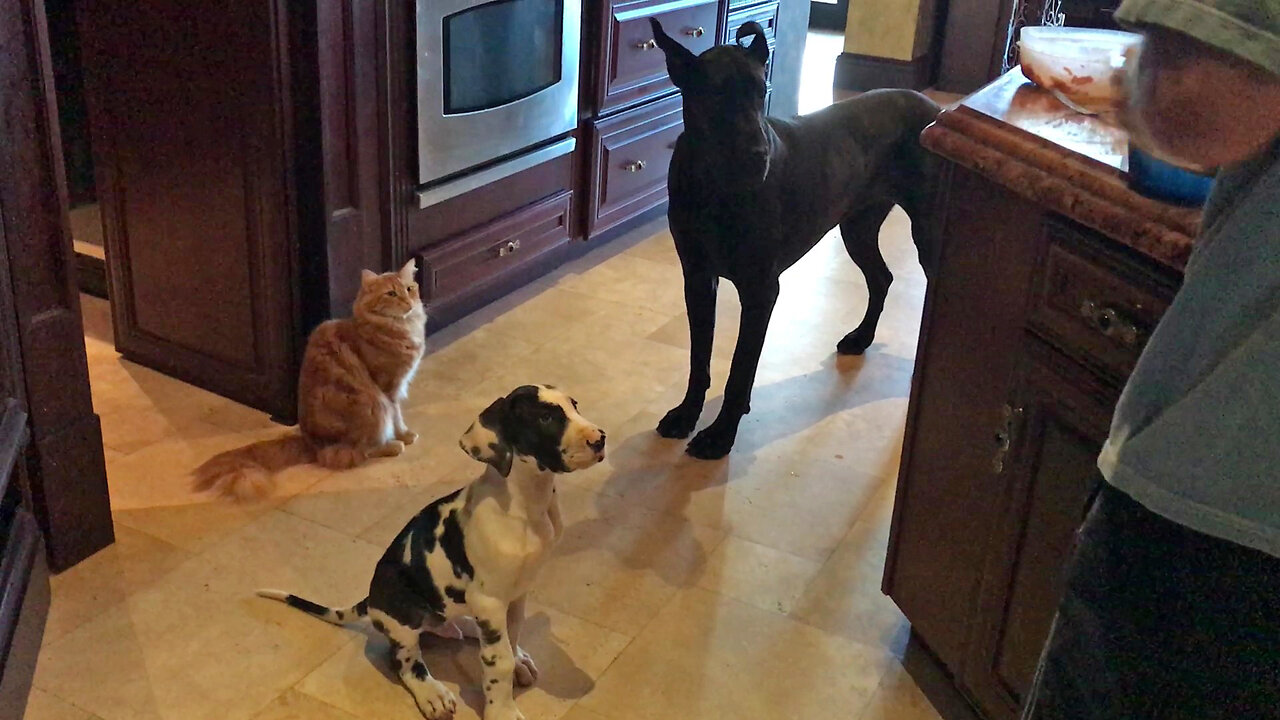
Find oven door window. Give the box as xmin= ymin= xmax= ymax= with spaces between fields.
xmin=443 ymin=0 xmax=564 ymax=115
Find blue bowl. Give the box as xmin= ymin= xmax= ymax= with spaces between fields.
xmin=1128 ymin=147 xmax=1214 ymax=206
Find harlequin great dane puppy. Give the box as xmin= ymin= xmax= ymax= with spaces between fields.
xmin=258 ymin=385 xmax=606 ymax=720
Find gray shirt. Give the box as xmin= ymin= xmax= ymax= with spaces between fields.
xmin=1099 ymin=139 xmax=1280 ymax=557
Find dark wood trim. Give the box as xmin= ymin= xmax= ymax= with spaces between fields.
xmin=378 ymin=0 xmax=415 ymax=273
xmin=74 ymin=250 xmax=107 ymax=299
xmin=291 ymin=0 xmax=387 ymax=324
xmin=79 ymin=0 xmax=303 ymax=421
xmin=834 ymin=51 xmax=934 ymax=92
xmin=883 ymin=159 xmax=954 ymax=598
xmin=0 ymin=509 xmax=49 ymax=718
xmin=934 ymin=0 xmax=1015 ymax=93
xmin=902 ymin=632 xmax=985 ymax=720
xmin=2 ymin=0 xmax=113 ymax=571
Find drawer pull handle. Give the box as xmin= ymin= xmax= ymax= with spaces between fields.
xmin=992 ymin=403 xmax=1025 ymax=475
xmin=1080 ymin=299 xmax=1141 ymax=346
xmin=623 ymin=160 xmax=647 ymax=172
xmin=684 ymin=26 xmax=705 ymax=38
xmin=497 ymin=239 xmax=521 ymax=258
xmin=636 ymin=38 xmax=658 ymax=50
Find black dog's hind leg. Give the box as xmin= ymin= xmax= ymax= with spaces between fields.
xmin=686 ymin=278 xmax=779 ymax=459
xmin=658 ymin=269 xmax=719 ymax=439
xmin=838 ymin=202 xmax=896 ymax=355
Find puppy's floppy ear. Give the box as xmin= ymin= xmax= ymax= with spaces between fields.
xmin=735 ymin=21 xmax=769 ymax=67
xmin=459 ymin=396 xmax=513 ymax=476
xmin=398 ymin=258 xmax=417 ymax=284
xmin=650 ymin=18 xmax=696 ymax=88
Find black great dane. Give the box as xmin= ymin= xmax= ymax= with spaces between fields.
xmin=650 ymin=19 xmax=942 ymax=459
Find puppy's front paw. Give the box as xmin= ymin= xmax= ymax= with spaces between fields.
xmin=397 ymin=430 xmax=419 ymax=445
xmin=513 ymin=648 xmax=539 ymax=687
xmin=686 ymin=423 xmax=737 ymax=460
xmin=657 ymin=403 xmax=702 ymax=439
xmin=410 ymin=679 xmax=457 ymax=720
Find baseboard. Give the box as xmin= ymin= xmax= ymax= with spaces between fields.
xmin=902 ymin=631 xmax=985 ymax=720
xmin=74 ymin=251 xmax=108 ymax=299
xmin=834 ymin=51 xmax=934 ymax=92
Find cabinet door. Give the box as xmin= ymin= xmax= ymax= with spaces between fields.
xmin=885 ymin=166 xmax=1044 ymax=669
xmin=80 ymin=0 xmax=300 ymax=419
xmin=963 ymin=339 xmax=1115 ymax=719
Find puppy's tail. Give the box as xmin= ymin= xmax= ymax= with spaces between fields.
xmin=192 ymin=434 xmax=314 ymax=502
xmin=256 ymin=589 xmax=369 ymax=626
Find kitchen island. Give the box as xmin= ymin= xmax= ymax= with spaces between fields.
xmin=884 ymin=69 xmax=1199 ymax=720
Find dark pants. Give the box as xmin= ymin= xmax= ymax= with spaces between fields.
xmin=1022 ymin=482 xmax=1280 ymax=720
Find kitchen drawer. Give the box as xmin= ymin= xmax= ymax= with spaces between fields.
xmin=723 ymin=2 xmax=778 ymax=46
xmin=407 ymin=150 xmax=575 ymax=253
xmin=599 ymin=0 xmax=718 ymax=113
xmin=724 ymin=2 xmax=778 ymax=82
xmin=588 ymin=94 xmax=683 ymax=235
xmin=416 ymin=192 xmax=572 ymax=309
xmin=1028 ymin=222 xmax=1177 ymax=381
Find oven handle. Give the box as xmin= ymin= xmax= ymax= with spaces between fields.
xmin=416 ymin=137 xmax=577 ymax=209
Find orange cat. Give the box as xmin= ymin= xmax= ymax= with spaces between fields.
xmin=194 ymin=260 xmax=427 ymax=500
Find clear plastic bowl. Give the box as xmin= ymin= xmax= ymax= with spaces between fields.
xmin=1019 ymin=26 xmax=1141 ymax=114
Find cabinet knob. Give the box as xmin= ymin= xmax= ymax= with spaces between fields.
xmin=623 ymin=160 xmax=647 ymax=173
xmin=684 ymin=26 xmax=705 ymax=38
xmin=1079 ymin=299 xmax=1141 ymax=346
xmin=497 ymin=239 xmax=521 ymax=258
xmin=636 ymin=38 xmax=658 ymax=50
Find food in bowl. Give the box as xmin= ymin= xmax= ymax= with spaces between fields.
xmin=1020 ymin=26 xmax=1141 ymax=114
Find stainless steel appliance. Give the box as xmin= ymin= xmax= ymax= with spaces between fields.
xmin=415 ymin=0 xmax=581 ymax=203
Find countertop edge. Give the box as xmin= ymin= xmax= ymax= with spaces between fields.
xmin=922 ymin=104 xmax=1197 ymax=273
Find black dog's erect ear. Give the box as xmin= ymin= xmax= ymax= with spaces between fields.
xmin=459 ymin=396 xmax=513 ymax=476
xmin=735 ymin=21 xmax=770 ymax=67
xmin=649 ymin=18 xmax=696 ymax=88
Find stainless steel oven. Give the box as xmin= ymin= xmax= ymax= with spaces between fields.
xmin=415 ymin=0 xmax=581 ymax=201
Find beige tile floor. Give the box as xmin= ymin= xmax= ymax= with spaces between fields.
xmin=32 ymin=32 xmax=944 ymax=720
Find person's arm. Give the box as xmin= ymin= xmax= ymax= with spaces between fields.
xmin=1120 ymin=25 xmax=1280 ymax=169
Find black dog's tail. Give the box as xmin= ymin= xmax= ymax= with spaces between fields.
xmin=256 ymin=589 xmax=369 ymax=626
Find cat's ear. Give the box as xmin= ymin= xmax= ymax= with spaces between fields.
xmin=360 ymin=269 xmax=378 ymax=286
xmin=398 ymin=259 xmax=417 ymax=284
xmin=458 ymin=396 xmax=512 ymax=476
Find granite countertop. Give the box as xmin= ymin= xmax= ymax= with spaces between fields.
xmin=922 ymin=69 xmax=1200 ymax=271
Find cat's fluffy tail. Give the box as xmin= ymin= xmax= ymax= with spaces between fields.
xmin=192 ymin=434 xmax=314 ymax=502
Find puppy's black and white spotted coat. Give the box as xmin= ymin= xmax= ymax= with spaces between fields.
xmin=259 ymin=385 xmax=606 ymax=720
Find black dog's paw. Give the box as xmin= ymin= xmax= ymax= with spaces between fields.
xmin=686 ymin=424 xmax=736 ymax=460
xmin=837 ymin=329 xmax=873 ymax=356
xmin=657 ymin=404 xmax=702 ymax=439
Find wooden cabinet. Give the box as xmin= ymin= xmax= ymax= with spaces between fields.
xmin=2 ymin=0 xmax=113 ymax=570
xmin=598 ymin=0 xmax=720 ymax=113
xmin=886 ymin=165 xmax=1044 ymax=665
xmin=964 ymin=338 xmax=1112 ymax=714
xmin=587 ymin=95 xmax=684 ymax=235
xmin=79 ymin=0 xmax=385 ymax=421
xmin=406 ymin=150 xmax=577 ymax=329
xmin=417 ymin=192 xmax=573 ymax=312
xmin=885 ymin=92 xmax=1185 ymax=719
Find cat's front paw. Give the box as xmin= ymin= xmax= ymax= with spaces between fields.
xmin=397 ymin=430 xmax=419 ymax=445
